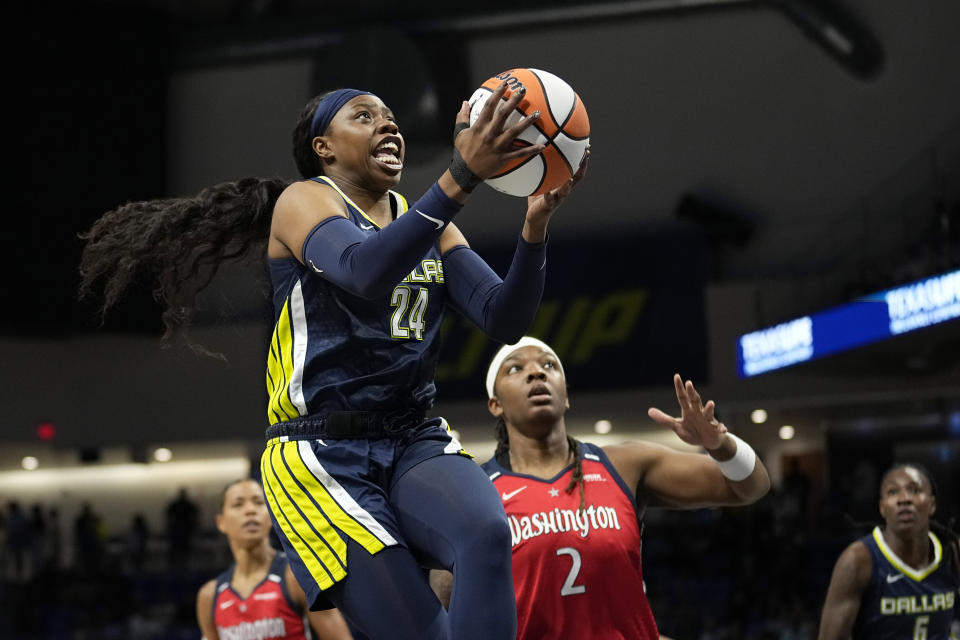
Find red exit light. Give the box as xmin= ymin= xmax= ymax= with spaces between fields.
xmin=36 ymin=422 xmax=57 ymax=441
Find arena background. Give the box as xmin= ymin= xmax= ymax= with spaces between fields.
xmin=2 ymin=0 xmax=958 ymax=637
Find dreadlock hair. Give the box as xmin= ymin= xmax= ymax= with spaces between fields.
xmin=77 ymin=93 xmax=333 ymax=356
xmin=493 ymin=415 xmax=586 ymax=513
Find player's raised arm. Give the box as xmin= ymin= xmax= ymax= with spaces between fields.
xmin=607 ymin=374 xmax=770 ymax=508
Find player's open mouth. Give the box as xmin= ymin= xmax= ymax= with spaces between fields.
xmin=528 ymin=383 xmax=551 ymax=402
xmin=373 ymin=139 xmax=403 ymax=170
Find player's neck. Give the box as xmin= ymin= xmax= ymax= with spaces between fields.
xmin=326 ymin=173 xmax=393 ymax=225
xmin=883 ymin=526 xmax=932 ymax=569
xmin=508 ymin=424 xmax=573 ymax=478
xmin=232 ymin=542 xmax=276 ymax=579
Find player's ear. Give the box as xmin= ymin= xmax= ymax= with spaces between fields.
xmin=488 ymin=396 xmax=503 ymax=418
xmin=215 ymin=513 xmax=227 ymax=535
xmin=313 ymin=136 xmax=334 ymax=160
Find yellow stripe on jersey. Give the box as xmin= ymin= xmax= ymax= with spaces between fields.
xmin=266 ymin=288 xmax=308 ymax=425
xmin=260 ymin=444 xmax=346 ymax=590
xmin=267 ymin=341 xmax=295 ymax=423
xmin=283 ymin=441 xmax=395 ymax=554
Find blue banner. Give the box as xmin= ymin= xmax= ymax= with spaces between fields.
xmin=737 ymin=269 xmax=960 ymax=377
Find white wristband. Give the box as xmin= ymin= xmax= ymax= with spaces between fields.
xmin=713 ymin=433 xmax=756 ymax=481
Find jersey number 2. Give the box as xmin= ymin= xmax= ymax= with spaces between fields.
xmin=390 ymin=287 xmax=428 ymax=340
xmin=556 ymin=547 xmax=586 ymax=596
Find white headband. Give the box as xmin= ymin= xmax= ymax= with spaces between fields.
xmin=485 ymin=336 xmax=565 ymax=398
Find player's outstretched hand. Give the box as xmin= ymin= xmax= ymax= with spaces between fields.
xmin=453 ymin=82 xmax=543 ymax=180
xmin=647 ymin=373 xmax=727 ymax=450
xmin=525 ymin=145 xmax=590 ymax=228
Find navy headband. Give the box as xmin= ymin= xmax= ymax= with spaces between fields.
xmin=309 ymin=88 xmax=373 ymax=138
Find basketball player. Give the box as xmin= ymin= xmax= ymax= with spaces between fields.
xmin=472 ymin=336 xmax=770 ymax=639
xmin=196 ymin=479 xmax=353 ymax=640
xmin=817 ymin=463 xmax=960 ymax=639
xmin=80 ymin=84 xmax=589 ymax=640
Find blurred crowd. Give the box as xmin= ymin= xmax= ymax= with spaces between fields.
xmin=0 ymin=461 xmax=947 ymax=639
xmin=0 ymin=488 xmax=216 ymax=639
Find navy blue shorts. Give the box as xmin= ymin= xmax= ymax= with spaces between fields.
xmin=259 ymin=417 xmax=471 ymax=606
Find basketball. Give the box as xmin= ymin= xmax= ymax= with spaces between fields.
xmin=468 ymin=68 xmax=590 ymax=198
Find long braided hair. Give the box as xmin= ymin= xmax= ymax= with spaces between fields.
xmin=77 ymin=94 xmax=331 ymax=353
xmin=493 ymin=416 xmax=587 ymax=513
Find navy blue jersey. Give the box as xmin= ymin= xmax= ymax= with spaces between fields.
xmin=265 ymin=177 xmax=447 ymax=424
xmin=853 ymin=526 xmax=958 ymax=639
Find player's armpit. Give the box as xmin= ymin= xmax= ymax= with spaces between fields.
xmin=429 ymin=569 xmax=454 ymax=610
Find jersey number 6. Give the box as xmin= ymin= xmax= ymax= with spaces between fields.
xmin=913 ymin=616 xmax=928 ymax=640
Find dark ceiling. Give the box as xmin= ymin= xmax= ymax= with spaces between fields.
xmin=2 ymin=0 xmax=957 ymax=451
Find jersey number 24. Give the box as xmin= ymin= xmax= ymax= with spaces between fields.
xmin=390 ymin=286 xmax=428 ymax=340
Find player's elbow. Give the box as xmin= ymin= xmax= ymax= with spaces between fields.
xmin=329 ymin=268 xmax=393 ymax=299
xmin=350 ymin=279 xmax=392 ymax=300
xmin=480 ymin=312 xmax=528 ymax=345
xmin=489 ymin=326 xmax=526 ymax=346
xmin=737 ymin=469 xmax=772 ymax=505
xmin=754 ymin=465 xmax=772 ymax=499
xmin=745 ymin=483 xmax=771 ymax=505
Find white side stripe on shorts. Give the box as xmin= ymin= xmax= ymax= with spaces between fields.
xmin=296 ymin=441 xmax=398 ymax=546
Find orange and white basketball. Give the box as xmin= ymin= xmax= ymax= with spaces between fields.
xmin=468 ymin=68 xmax=590 ymax=198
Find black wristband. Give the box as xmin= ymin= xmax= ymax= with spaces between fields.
xmin=449 ymin=147 xmax=483 ymax=193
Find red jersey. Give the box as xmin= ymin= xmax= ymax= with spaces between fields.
xmin=482 ymin=442 xmax=660 ymax=640
xmin=212 ymin=553 xmax=308 ymax=640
